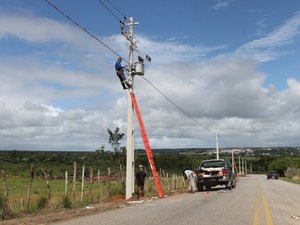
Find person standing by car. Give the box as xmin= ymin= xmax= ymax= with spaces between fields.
xmin=135 ymin=165 xmax=146 ymax=198
xmin=183 ymin=169 xmax=197 ymax=193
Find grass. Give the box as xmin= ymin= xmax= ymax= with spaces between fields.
xmin=280 ymin=177 xmax=300 ymax=185
xmin=0 ymin=177 xmax=121 ymax=213
xmin=0 ymin=196 xmax=15 ymax=220
xmin=0 ymin=177 xmax=185 ymax=213
xmin=0 ymin=175 xmax=186 ymax=220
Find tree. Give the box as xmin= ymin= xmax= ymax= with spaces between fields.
xmin=107 ymin=127 xmax=125 ymax=153
xmin=268 ymin=158 xmax=289 ymax=176
xmin=107 ymin=127 xmax=126 ymax=194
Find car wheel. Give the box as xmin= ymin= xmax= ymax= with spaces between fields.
xmin=232 ymin=178 xmax=236 ymax=188
xmin=205 ymin=185 xmax=211 ymax=190
xmin=197 ymin=184 xmax=203 ymax=192
xmin=226 ymin=182 xmax=232 ymax=190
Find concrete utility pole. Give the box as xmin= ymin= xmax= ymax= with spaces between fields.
xmin=123 ymin=17 xmax=139 ymax=200
xmin=216 ymin=134 xmax=219 ymax=159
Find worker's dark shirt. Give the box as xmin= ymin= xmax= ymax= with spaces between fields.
xmin=115 ymin=61 xmax=123 ymax=71
xmin=135 ymin=170 xmax=146 ymax=187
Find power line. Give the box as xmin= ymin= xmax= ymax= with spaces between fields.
xmin=141 ymin=76 xmax=216 ymax=135
xmin=219 ymin=135 xmax=231 ymax=148
xmin=94 ymin=1 xmax=217 ymax=136
xmin=97 ymin=0 xmax=122 ymax=22
xmin=44 ymin=0 xmax=128 ymax=62
xmin=96 ymin=0 xmax=144 ymax=58
xmin=105 ymin=0 xmax=128 ymax=20
xmin=46 ymin=0 xmax=221 ymax=140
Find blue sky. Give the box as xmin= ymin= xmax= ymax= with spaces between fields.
xmin=0 ymin=0 xmax=300 ymax=151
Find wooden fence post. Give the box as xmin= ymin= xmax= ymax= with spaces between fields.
xmin=89 ymin=167 xmax=93 ymax=203
xmin=98 ymin=170 xmax=102 ymax=203
xmin=145 ymin=177 xmax=149 ymax=195
xmin=72 ymin=162 xmax=77 ymax=201
xmin=107 ymin=167 xmax=111 ymax=201
xmin=26 ymin=164 xmax=34 ymax=211
xmin=41 ymin=168 xmax=51 ymax=200
xmin=1 ymin=170 xmax=8 ymax=200
xmin=172 ymin=174 xmax=175 ymax=191
xmin=64 ymin=171 xmax=68 ymax=197
xmin=81 ymin=165 xmax=85 ymax=203
xmin=120 ymin=164 xmax=125 ymax=194
xmin=20 ymin=198 xmax=24 ymax=211
xmin=182 ymin=175 xmax=185 ymax=190
xmin=166 ymin=173 xmax=169 ymax=193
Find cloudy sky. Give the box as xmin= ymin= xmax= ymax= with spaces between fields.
xmin=0 ymin=0 xmax=300 ymax=151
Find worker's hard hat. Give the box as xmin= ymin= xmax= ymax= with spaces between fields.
xmin=138 ymin=165 xmax=144 ymax=168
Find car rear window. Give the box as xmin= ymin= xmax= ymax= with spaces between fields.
xmin=201 ymin=161 xmax=225 ymax=168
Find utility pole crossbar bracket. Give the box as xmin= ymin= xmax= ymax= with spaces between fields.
xmin=130 ymin=93 xmax=164 ymax=198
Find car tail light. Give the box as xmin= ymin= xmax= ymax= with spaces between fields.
xmin=222 ymin=169 xmax=227 ymax=176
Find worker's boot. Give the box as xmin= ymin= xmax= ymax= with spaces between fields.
xmin=126 ymin=81 xmax=132 ymax=88
xmin=121 ymin=82 xmax=128 ymax=90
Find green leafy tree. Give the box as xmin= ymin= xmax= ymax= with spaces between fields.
xmin=268 ymin=158 xmax=289 ymax=176
xmin=107 ymin=127 xmax=125 ymax=153
xmin=107 ymin=127 xmax=126 ymax=193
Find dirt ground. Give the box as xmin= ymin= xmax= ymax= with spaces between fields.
xmin=0 ymin=192 xmax=186 ymax=225
xmin=0 ymin=196 xmax=127 ymax=225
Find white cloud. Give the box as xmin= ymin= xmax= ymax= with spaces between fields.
xmin=211 ymin=0 xmax=233 ymax=10
xmin=239 ymin=11 xmax=300 ymax=62
xmin=135 ymin=53 xmax=300 ymax=148
xmin=135 ymin=35 xmax=226 ymax=63
xmin=0 ymin=12 xmax=83 ymax=44
xmin=0 ymin=11 xmax=300 ymax=151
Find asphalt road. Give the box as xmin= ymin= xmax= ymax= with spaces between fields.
xmin=54 ymin=175 xmax=300 ymax=225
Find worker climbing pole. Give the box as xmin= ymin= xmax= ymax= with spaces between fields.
xmin=121 ymin=17 xmax=163 ymax=199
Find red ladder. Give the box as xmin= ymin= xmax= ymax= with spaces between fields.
xmin=130 ymin=92 xmax=164 ymax=198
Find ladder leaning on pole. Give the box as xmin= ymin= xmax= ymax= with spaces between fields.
xmin=130 ymin=92 xmax=164 ymax=198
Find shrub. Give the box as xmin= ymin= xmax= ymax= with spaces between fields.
xmin=0 ymin=196 xmax=14 ymax=220
xmin=36 ymin=196 xmax=49 ymax=210
xmin=59 ymin=196 xmax=72 ymax=209
xmin=285 ymin=167 xmax=300 ymax=180
xmin=111 ymin=183 xmax=125 ymax=196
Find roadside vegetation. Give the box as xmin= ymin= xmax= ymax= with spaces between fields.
xmin=0 ymin=127 xmax=299 ymax=221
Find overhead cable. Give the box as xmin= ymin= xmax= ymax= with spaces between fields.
xmin=44 ymin=0 xmax=128 ymax=62
xmin=97 ymin=0 xmax=122 ymax=22
xmin=142 ymin=76 xmax=216 ymax=135
xmin=95 ymin=0 xmax=218 ymax=136
xmin=46 ymin=0 xmax=220 ymax=139
xmin=104 ymin=0 xmax=128 ymax=21
xmin=219 ymin=135 xmax=230 ymax=148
